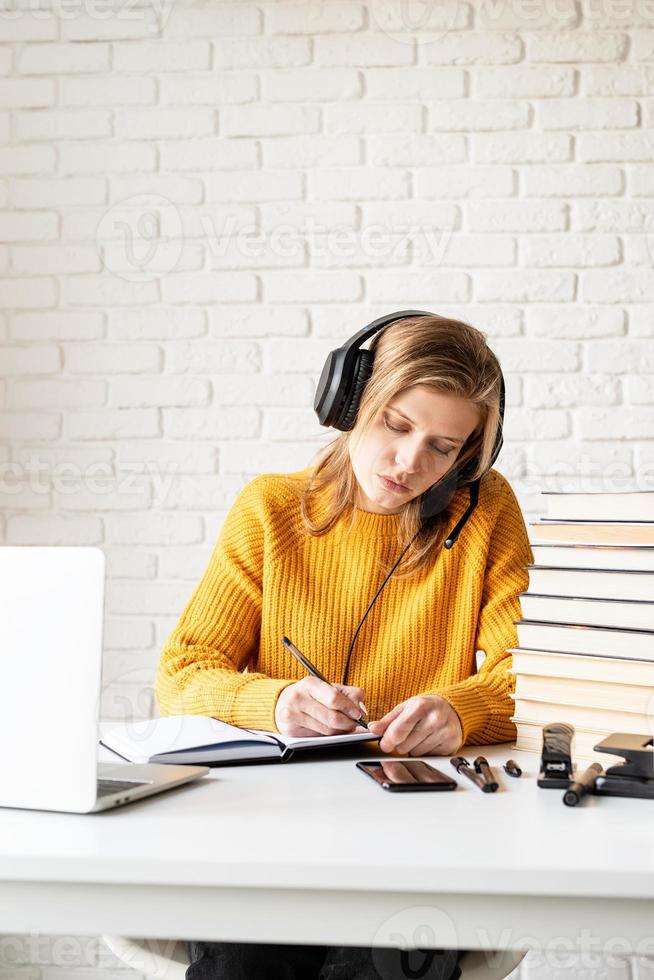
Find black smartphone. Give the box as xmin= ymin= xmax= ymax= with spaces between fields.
xmin=356 ymin=760 xmax=457 ymax=792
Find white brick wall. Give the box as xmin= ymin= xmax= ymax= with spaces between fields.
xmin=1 ymin=2 xmax=654 ymax=977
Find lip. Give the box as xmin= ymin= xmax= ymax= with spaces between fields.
xmin=379 ymin=474 xmax=410 ymax=493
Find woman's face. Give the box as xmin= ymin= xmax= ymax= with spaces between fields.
xmin=349 ymin=385 xmax=481 ymax=515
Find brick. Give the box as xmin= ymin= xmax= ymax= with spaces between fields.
xmin=582 ymin=269 xmax=654 ymax=302
xmin=476 ymin=0 xmax=578 ymax=29
xmin=630 ymin=165 xmax=654 ymax=196
xmin=65 ymin=343 xmax=162 ymax=374
xmin=326 ymin=103 xmax=422 ymax=133
xmin=413 ymin=233 xmax=516 ymax=266
xmin=537 ymin=98 xmax=638 ymax=129
xmin=473 ymin=132 xmax=572 ymax=163
xmin=220 ymin=443 xmax=316 ymax=474
xmin=368 ymin=133 xmax=466 ymax=165
xmin=204 ymin=170 xmax=303 ymax=202
xmin=471 ymin=66 xmax=574 ymax=97
xmin=221 ymin=104 xmax=320 ymax=137
xmin=104 ymin=620 xmax=155 ymax=652
xmin=8 ymin=379 xmax=106 ymax=410
xmin=266 ymin=3 xmax=364 ymax=33
xmin=523 ymin=164 xmax=623 ymax=197
xmin=163 ymin=406 xmax=259 ymax=440
xmin=422 ymin=33 xmax=523 ymax=64
xmin=626 ymin=306 xmax=654 ymax=337
xmin=62 ymin=11 xmax=158 ymax=41
xmin=468 ymin=200 xmax=567 ymax=232
xmin=0 ymin=277 xmax=57 ymax=308
xmin=262 ymin=135 xmax=361 ymax=168
xmin=166 ymin=340 xmax=260 ymax=374
xmin=66 ymin=409 xmax=159 ymax=440
xmin=527 ymin=33 xmax=628 ymax=62
xmin=64 ymin=275 xmax=158 ymax=307
xmin=625 ymin=377 xmax=654 ymax=403
xmin=359 ymin=270 xmax=469 ymax=303
xmin=503 ymin=410 xmax=569 ymax=440
xmin=11 ymin=311 xmax=105 ymax=341
xmin=0 ymin=14 xmax=57 ymax=42
xmin=428 ymin=99 xmax=530 ymax=130
xmin=11 ymin=177 xmax=106 ymax=208
xmin=11 ymin=244 xmax=100 ymax=275
xmin=18 ymin=42 xmax=110 ymax=74
xmin=586 ymin=340 xmax=654 ymax=373
xmin=262 ymin=67 xmax=361 ymax=101
xmin=160 ymin=137 xmax=257 ymax=172
xmin=262 ymin=271 xmax=362 ymax=303
xmin=525 ymin=375 xmax=620 ymax=408
xmin=575 ymin=200 xmax=654 ymax=232
xmin=632 ymin=31 xmax=654 ymax=61
xmin=209 ymin=306 xmax=308 ymax=337
xmin=0 ymin=345 xmax=60 ymax=374
xmin=164 ymin=5 xmax=261 ymax=36
xmin=110 ymin=308 xmax=206 ymax=341
xmin=415 ymin=165 xmax=516 ymax=197
xmin=525 ymin=441 xmax=633 ymax=478
xmin=106 ymin=513 xmax=204 ymax=545
xmin=5 ymin=514 xmax=103 ymax=545
xmin=315 ymin=35 xmax=414 ymax=66
xmin=525 ymin=305 xmax=625 ymax=338
xmin=115 ymin=107 xmax=214 ymax=140
xmin=0 ymin=412 xmax=60 ymax=440
xmin=213 ymin=37 xmax=310 ymax=69
xmin=158 ymin=546 xmax=214 ymax=581
xmin=161 ymin=73 xmax=258 ymax=106
xmin=62 ymin=76 xmax=156 ymax=106
xmin=210 ymin=374 xmax=311 ymax=406
xmin=520 ymin=234 xmax=620 ymax=267
xmin=582 ymin=65 xmax=654 ymax=96
xmin=579 ymin=407 xmax=654 ymax=440
xmin=0 ymin=210 xmax=58 ymax=241
xmin=17 ymin=106 xmax=113 ymax=141
xmin=117 ymin=441 xmax=217 ymax=473
xmin=59 ymin=141 xmax=156 ymax=174
xmin=161 ymin=272 xmax=257 ymax=305
xmin=368 ymin=68 xmax=463 ymax=103
xmin=310 ymin=167 xmax=409 ymax=199
xmin=113 ymin=41 xmax=210 ymax=72
xmin=474 ymin=270 xmax=575 ymax=302
xmin=0 ymin=144 xmax=55 ymax=174
xmin=0 ymin=77 xmax=55 ymax=107
xmin=107 ymin=580 xmax=194 ymax=615
xmin=579 ymin=131 xmax=654 ymax=162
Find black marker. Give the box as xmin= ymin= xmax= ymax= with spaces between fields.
xmin=450 ymin=756 xmax=494 ymax=793
xmin=563 ymin=762 xmax=603 ymax=807
xmin=473 ymin=756 xmax=498 ymax=792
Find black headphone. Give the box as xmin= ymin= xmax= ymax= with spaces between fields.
xmin=314 ymin=308 xmax=505 ymax=548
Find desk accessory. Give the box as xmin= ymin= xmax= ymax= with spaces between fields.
xmin=450 ymin=756 xmax=495 ymax=793
xmin=563 ymin=762 xmax=603 ymax=807
xmin=503 ymin=759 xmax=522 ymax=778
xmin=592 ymin=733 xmax=654 ymax=801
xmin=473 ymin=756 xmax=499 ymax=791
xmin=537 ymin=722 xmax=576 ymax=789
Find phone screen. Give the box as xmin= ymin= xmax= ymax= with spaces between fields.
xmin=356 ymin=760 xmax=457 ymax=792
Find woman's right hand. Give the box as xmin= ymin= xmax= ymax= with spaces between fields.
xmin=274 ymin=676 xmax=367 ymax=737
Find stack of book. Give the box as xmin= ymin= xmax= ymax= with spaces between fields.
xmin=510 ymin=486 xmax=654 ymax=764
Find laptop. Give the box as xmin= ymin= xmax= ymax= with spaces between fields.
xmin=0 ymin=546 xmax=209 ymax=813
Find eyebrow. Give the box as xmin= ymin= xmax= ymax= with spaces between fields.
xmin=386 ymin=406 xmax=466 ymax=445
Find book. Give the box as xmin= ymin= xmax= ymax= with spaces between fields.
xmin=529 ymin=543 xmax=654 ymax=572
xmin=510 ymin=697 xmax=651 ymax=732
xmin=515 ymin=619 xmax=654 ymax=661
xmin=525 ymin=565 xmax=654 ymax=602
xmin=100 ymin=715 xmax=380 ymax=766
xmin=529 ymin=521 xmax=654 ymax=546
xmin=508 ymin=648 xmax=654 ymax=686
xmin=511 ymin=718 xmax=627 ymax=766
xmin=519 ymin=593 xmax=654 ymax=631
xmin=513 ymin=673 xmax=654 ymax=715
xmin=542 ymin=489 xmax=654 ymax=523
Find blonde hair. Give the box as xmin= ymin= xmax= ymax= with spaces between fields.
xmin=286 ymin=314 xmax=503 ymax=580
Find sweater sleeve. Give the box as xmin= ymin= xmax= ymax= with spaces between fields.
xmin=154 ymin=476 xmax=296 ymax=732
xmin=428 ymin=477 xmax=533 ymax=747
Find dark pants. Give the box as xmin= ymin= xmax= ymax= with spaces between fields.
xmin=185 ymin=939 xmax=462 ymax=980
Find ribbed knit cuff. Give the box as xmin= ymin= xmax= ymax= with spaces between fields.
xmin=431 ymin=685 xmax=513 ymax=749
xmin=232 ymin=676 xmax=297 ymax=734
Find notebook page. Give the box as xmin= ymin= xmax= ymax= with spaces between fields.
xmin=102 ymin=715 xmax=280 ymax=762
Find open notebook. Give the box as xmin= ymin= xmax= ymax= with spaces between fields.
xmin=100 ymin=715 xmax=380 ymax=765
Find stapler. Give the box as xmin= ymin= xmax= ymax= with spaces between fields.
xmin=593 ymin=733 xmax=654 ymax=801
xmin=537 ymin=722 xmax=576 ymax=789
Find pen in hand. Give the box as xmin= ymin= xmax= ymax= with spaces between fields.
xmin=281 ymin=635 xmax=370 ymax=730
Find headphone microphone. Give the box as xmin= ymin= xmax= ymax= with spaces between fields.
xmin=313 ymin=309 xmax=506 ymax=687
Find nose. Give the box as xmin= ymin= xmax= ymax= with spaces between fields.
xmin=395 ymin=435 xmax=426 ymax=474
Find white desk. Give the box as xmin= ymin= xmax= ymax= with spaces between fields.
xmin=1 ymin=737 xmax=653 ymax=957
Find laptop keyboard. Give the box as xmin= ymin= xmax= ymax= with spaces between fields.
xmin=97 ymin=777 xmax=152 ymax=798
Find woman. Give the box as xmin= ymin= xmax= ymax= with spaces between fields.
xmin=155 ymin=312 xmax=532 ymax=980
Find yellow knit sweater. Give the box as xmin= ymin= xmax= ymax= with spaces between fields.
xmin=155 ymin=466 xmax=533 ymax=746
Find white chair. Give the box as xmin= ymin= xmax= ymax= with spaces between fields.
xmin=102 ymin=934 xmax=526 ymax=979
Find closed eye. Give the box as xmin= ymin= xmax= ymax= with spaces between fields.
xmin=383 ymin=414 xmax=452 ymax=457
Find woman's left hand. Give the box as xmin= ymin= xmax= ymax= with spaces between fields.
xmin=367 ymin=695 xmax=463 ymax=756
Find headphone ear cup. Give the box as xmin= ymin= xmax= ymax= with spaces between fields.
xmin=337 ymin=349 xmax=375 ymax=431
xmin=419 ymin=464 xmax=460 ymax=521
